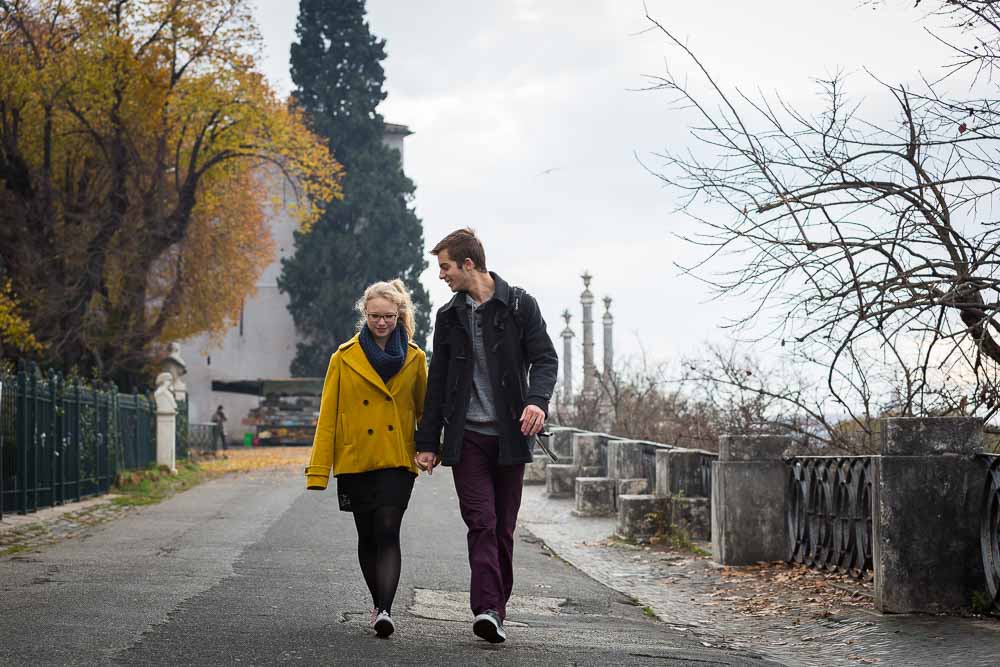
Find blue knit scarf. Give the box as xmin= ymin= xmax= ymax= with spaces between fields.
xmin=359 ymin=325 xmax=408 ymax=383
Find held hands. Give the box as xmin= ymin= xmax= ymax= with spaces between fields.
xmin=416 ymin=406 xmax=545 ymax=473
xmin=520 ymin=404 xmax=545 ymax=436
xmin=414 ymin=451 xmax=439 ymax=475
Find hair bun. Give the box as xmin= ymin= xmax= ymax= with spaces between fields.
xmin=390 ymin=279 xmax=406 ymax=294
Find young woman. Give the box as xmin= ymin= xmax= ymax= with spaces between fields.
xmin=305 ymin=280 xmax=428 ymax=638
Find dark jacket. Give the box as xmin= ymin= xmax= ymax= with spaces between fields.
xmin=415 ymin=272 xmax=558 ymax=466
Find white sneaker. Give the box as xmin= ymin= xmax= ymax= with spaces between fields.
xmin=373 ymin=610 xmax=395 ymax=638
xmin=473 ymin=610 xmax=506 ymax=643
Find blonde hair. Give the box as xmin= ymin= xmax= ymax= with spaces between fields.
xmin=355 ymin=279 xmax=416 ymax=339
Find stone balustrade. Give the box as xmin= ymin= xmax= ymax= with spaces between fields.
xmin=547 ymin=416 xmax=995 ymax=615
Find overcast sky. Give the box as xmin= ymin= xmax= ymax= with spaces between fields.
xmin=252 ymin=0 xmax=956 ymax=372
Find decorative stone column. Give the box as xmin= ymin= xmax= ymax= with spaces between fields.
xmin=580 ymin=271 xmax=595 ymax=396
xmin=602 ymin=296 xmax=613 ymax=375
xmin=153 ymin=373 xmax=178 ymax=473
xmin=711 ymin=434 xmax=791 ymax=565
xmin=560 ymin=310 xmax=574 ymax=402
xmin=873 ymin=417 xmax=986 ymax=613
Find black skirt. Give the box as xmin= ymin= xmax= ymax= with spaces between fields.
xmin=335 ymin=467 xmax=416 ymax=513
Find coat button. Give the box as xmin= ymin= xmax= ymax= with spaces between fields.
xmin=388 ymin=425 xmax=394 ymax=431
xmin=384 ymin=396 xmax=391 ymax=401
xmin=363 ymin=399 xmax=369 ymax=406
xmin=367 ymin=429 xmax=374 ymax=435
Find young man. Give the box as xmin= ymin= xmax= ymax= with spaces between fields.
xmin=414 ymin=228 xmax=558 ymax=644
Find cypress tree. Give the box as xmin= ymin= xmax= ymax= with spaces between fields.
xmin=280 ymin=0 xmax=431 ymax=375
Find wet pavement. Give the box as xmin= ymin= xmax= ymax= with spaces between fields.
xmin=519 ymin=484 xmax=1000 ymax=667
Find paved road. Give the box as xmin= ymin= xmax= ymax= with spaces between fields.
xmin=0 ymin=468 xmax=776 ymax=666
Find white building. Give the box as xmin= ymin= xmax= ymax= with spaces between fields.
xmin=178 ymin=123 xmax=412 ymax=442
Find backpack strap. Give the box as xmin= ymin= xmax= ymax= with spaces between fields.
xmin=510 ymin=286 xmax=526 ymax=336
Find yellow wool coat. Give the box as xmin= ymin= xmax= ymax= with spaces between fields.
xmin=305 ymin=334 xmax=428 ymax=490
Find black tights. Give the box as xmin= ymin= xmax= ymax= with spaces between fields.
xmin=353 ymin=505 xmax=405 ymax=614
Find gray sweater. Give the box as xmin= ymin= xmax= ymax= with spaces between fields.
xmin=464 ymin=294 xmax=498 ymax=435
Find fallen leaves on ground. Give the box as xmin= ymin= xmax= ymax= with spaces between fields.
xmin=196 ymin=447 xmax=311 ymax=476
xmin=712 ymin=560 xmax=873 ymax=618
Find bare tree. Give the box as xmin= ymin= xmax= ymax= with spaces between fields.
xmin=643 ymin=1 xmax=1000 ymax=429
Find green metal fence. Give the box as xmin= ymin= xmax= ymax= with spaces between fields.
xmin=0 ymin=363 xmax=157 ymax=520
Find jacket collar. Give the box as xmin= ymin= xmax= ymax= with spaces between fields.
xmin=440 ymin=271 xmax=511 ymax=313
xmin=342 ymin=333 xmax=419 ymax=393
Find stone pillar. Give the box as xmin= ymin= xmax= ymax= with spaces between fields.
xmin=602 ymin=296 xmax=613 ymax=375
xmin=874 ymin=417 xmax=985 ymax=613
xmin=573 ymin=432 xmax=611 ymax=474
xmin=560 ymin=310 xmax=574 ymax=402
xmin=608 ymin=440 xmax=654 ymax=483
xmin=618 ymin=495 xmax=671 ymax=542
xmin=580 ymin=271 xmax=595 ymax=396
xmin=574 ymin=477 xmax=617 ymax=516
xmin=711 ymin=435 xmax=791 ymax=565
xmin=153 ymin=373 xmax=178 ymax=473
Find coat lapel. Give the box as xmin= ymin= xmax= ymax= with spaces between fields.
xmin=343 ymin=341 xmax=390 ymax=394
xmin=343 ymin=338 xmax=421 ymax=396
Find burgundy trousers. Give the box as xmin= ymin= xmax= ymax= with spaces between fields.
xmin=452 ymin=430 xmax=525 ymax=621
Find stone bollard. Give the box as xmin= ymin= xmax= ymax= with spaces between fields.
xmin=617 ymin=495 xmax=671 ymax=542
xmin=574 ymin=477 xmax=617 ymax=516
xmin=874 ymin=417 xmax=986 ymax=613
xmin=153 ymin=372 xmax=178 ymax=474
xmin=657 ymin=448 xmax=715 ymax=498
xmin=618 ymin=478 xmax=648 ymax=496
xmin=711 ymin=435 xmax=791 ymax=565
xmin=545 ymin=464 xmax=602 ymax=498
xmin=672 ymin=496 xmax=711 ymax=541
xmin=523 ymin=456 xmax=549 ymax=484
xmin=572 ymin=432 xmax=614 ymax=473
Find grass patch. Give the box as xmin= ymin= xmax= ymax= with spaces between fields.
xmin=110 ymin=447 xmax=311 ymax=508
xmin=112 ymin=460 xmax=207 ymax=506
xmin=642 ymin=605 xmax=658 ymax=619
xmin=0 ymin=544 xmax=31 ymax=558
xmin=651 ymin=527 xmax=711 ymax=557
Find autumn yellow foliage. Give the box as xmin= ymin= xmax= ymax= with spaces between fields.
xmin=0 ymin=281 xmax=44 ymax=354
xmin=0 ymin=0 xmax=343 ymax=382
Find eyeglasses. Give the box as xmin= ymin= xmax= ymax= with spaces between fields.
xmin=366 ymin=313 xmax=398 ymax=323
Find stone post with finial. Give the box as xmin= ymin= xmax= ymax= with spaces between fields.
xmin=602 ymin=296 xmax=614 ymax=375
xmin=560 ymin=309 xmax=575 ymax=401
xmin=581 ymin=272 xmax=595 ymax=396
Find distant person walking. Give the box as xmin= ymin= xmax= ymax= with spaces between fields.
xmin=305 ymin=280 xmax=428 ymax=639
xmin=210 ymin=405 xmax=227 ymax=450
xmin=415 ymin=228 xmax=558 ymax=644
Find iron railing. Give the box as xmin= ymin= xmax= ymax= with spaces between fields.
xmin=188 ymin=422 xmax=222 ymax=453
xmin=980 ymin=454 xmax=1000 ymax=611
xmin=0 ymin=364 xmax=158 ymax=519
xmin=175 ymin=399 xmax=189 ymax=459
xmin=786 ymin=456 xmax=874 ymax=578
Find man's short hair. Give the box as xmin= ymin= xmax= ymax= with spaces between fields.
xmin=431 ymin=228 xmax=487 ymax=272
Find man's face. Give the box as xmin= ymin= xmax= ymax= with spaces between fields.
xmin=437 ymin=249 xmax=473 ymax=292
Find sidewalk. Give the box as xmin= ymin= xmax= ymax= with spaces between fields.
xmin=0 ymin=447 xmax=311 ymax=558
xmin=519 ymin=484 xmax=1000 ymax=667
